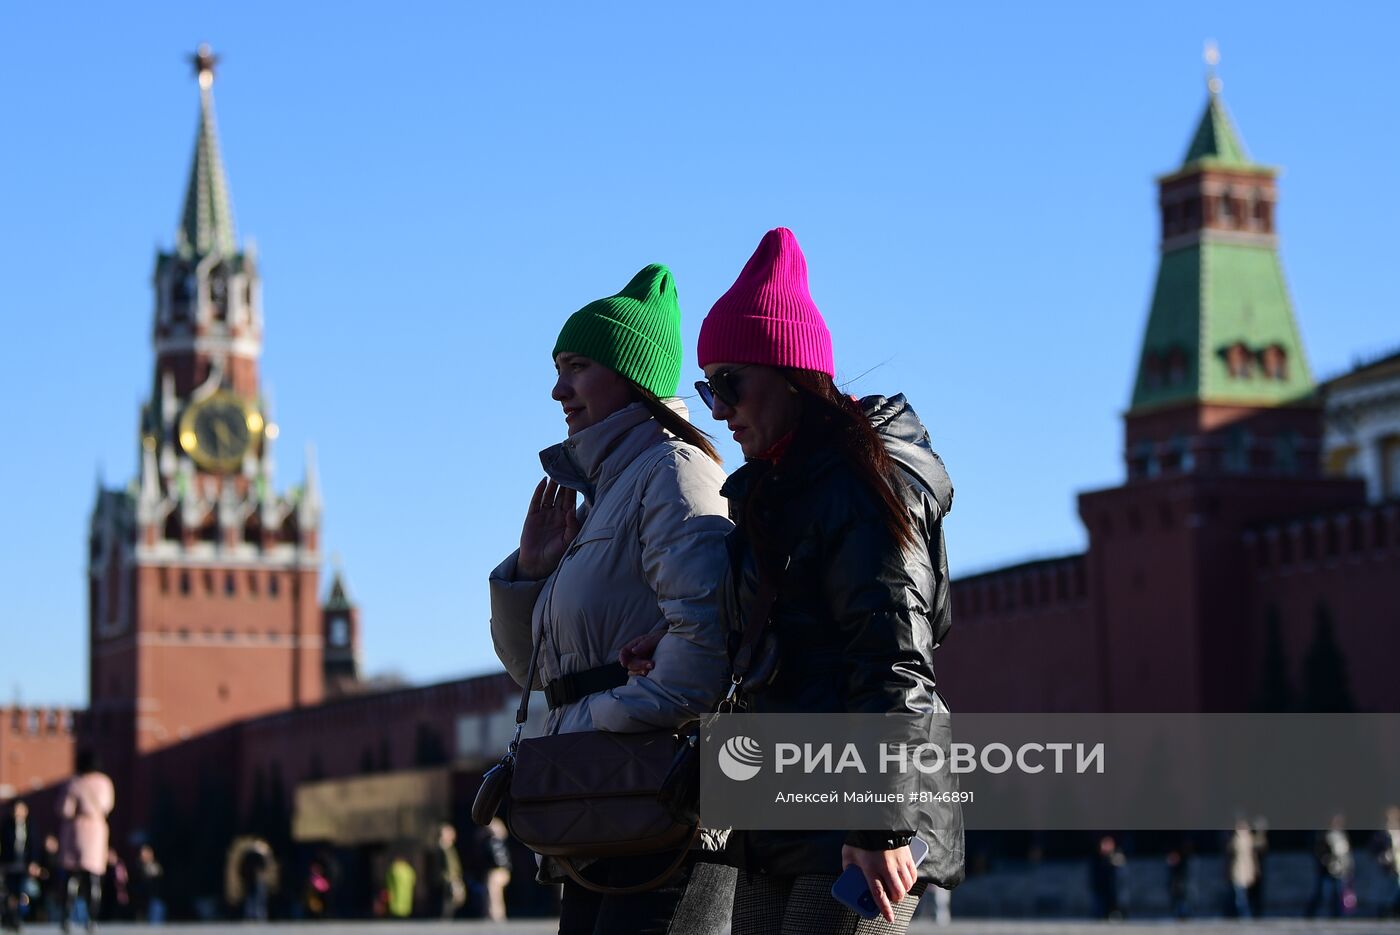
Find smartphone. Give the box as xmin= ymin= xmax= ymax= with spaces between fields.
xmin=830 ymin=835 xmax=929 ymax=920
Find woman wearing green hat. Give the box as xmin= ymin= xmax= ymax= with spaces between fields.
xmin=488 ymin=264 xmax=736 ymax=934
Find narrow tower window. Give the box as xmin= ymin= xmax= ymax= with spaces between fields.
xmin=1224 ymin=343 xmax=1253 ymax=379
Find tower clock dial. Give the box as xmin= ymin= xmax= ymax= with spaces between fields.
xmin=179 ymin=392 xmax=260 ymax=472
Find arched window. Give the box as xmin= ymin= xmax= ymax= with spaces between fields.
xmin=1130 ymin=441 xmax=1154 ymax=479
xmin=1224 ymin=343 xmax=1252 ymax=378
xmin=1143 ymin=352 xmax=1164 ymax=389
xmin=1174 ymin=435 xmax=1196 ymax=473
xmin=1166 ymin=347 xmax=1188 ymax=385
xmin=208 ymin=263 xmax=230 ymax=320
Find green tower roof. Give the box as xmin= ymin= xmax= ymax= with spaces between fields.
xmin=1132 ymin=242 xmax=1314 ymax=411
xmin=176 ymin=51 xmax=237 ymax=259
xmin=1131 ymin=91 xmax=1313 ymax=413
xmin=1182 ymin=92 xmax=1251 ymax=168
xmin=324 ymin=570 xmax=355 ymax=612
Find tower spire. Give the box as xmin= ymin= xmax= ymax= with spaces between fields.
xmin=176 ymin=44 xmax=237 ymax=259
xmin=1123 ymin=63 xmax=1317 ymax=480
xmin=1204 ymin=40 xmax=1222 ymax=96
xmin=1183 ymin=42 xmax=1250 ymax=168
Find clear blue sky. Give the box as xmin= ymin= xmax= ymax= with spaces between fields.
xmin=2 ymin=3 xmax=1397 ymax=706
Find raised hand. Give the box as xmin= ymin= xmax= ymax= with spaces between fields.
xmin=517 ymin=478 xmax=580 ymax=580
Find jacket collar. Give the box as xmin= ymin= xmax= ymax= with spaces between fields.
xmin=720 ymin=435 xmax=843 ymax=508
xmin=539 ymin=402 xmax=664 ymax=505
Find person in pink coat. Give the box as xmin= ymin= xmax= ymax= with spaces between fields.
xmin=57 ymin=751 xmax=113 ymax=933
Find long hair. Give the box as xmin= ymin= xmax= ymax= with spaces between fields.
xmin=783 ymin=369 xmax=915 ymax=550
xmin=631 ymin=383 xmax=723 ymax=465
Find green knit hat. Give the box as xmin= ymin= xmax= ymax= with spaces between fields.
xmin=552 ymin=264 xmax=683 ymax=398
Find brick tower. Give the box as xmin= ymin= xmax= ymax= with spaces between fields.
xmin=88 ymin=47 xmax=326 ymax=798
xmin=321 ymin=567 xmax=363 ymax=696
xmin=1077 ymin=62 xmax=1364 ymax=711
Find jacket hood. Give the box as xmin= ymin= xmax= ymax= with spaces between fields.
xmin=861 ymin=393 xmax=953 ymax=517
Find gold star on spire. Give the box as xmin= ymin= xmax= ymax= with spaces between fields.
xmin=191 ymin=43 xmax=219 ymax=90
xmin=1204 ymin=40 xmax=1223 ymax=95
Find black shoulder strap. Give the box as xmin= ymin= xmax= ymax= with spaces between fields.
xmin=729 ymin=571 xmax=777 ymax=682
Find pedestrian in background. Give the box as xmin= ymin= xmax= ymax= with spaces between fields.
xmin=58 ymin=749 xmax=114 ymax=934
xmin=1 ymin=801 xmax=36 ymax=931
xmin=475 ymin=820 xmax=512 ymax=923
xmin=1306 ymin=814 xmax=1354 ymax=918
xmin=36 ymin=837 xmax=60 ymax=922
xmin=1247 ymin=817 xmax=1269 ymax=917
xmin=1225 ymin=818 xmax=1258 ymax=918
xmin=384 ymin=853 xmax=416 ymax=919
xmin=425 ymin=822 xmax=465 ymax=920
xmin=129 ymin=845 xmax=164 ymax=924
xmin=1375 ymin=805 xmax=1400 ymax=918
xmin=231 ymin=837 xmax=276 ymax=922
xmin=97 ymin=851 xmax=127 ymax=922
xmin=1164 ymin=844 xmax=1190 ymax=919
xmin=301 ymin=855 xmax=333 ymax=920
xmin=1090 ymin=835 xmax=1125 ymax=920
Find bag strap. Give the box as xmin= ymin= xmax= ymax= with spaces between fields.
xmin=730 ymin=571 xmax=777 ymax=682
xmin=719 ymin=553 xmax=785 ymax=711
xmin=554 ymin=826 xmax=701 ymax=895
xmin=507 ymin=628 xmax=544 ymax=758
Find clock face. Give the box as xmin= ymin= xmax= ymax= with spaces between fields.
xmin=179 ymin=392 xmax=258 ymax=473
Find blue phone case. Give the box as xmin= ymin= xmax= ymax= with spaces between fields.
xmin=830 ymin=836 xmax=929 ymax=919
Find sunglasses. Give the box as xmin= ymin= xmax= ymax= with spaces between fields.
xmin=694 ymin=365 xmax=752 ymax=410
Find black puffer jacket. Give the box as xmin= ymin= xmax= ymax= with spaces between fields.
xmin=722 ymin=393 xmax=964 ymax=887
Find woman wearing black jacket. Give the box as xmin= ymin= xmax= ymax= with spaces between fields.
xmin=689 ymin=228 xmax=963 ymax=933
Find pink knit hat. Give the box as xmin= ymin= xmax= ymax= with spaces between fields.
xmin=697 ymin=227 xmax=834 ymax=377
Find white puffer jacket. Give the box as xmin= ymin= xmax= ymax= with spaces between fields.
xmin=489 ymin=401 xmax=732 ymax=737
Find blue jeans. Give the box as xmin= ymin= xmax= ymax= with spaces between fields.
xmin=1232 ymin=884 xmax=1251 ymax=919
xmin=1306 ymin=874 xmax=1342 ymax=918
xmin=62 ymin=872 xmax=99 ymax=929
xmin=242 ymin=881 xmax=268 ymax=922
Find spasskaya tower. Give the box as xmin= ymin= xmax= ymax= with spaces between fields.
xmin=87 ymin=47 xmax=334 ymax=792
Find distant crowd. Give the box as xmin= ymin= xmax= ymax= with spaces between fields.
xmin=1090 ymin=808 xmax=1400 ymax=920
xmin=3 ymin=753 xmax=1399 ymax=926
xmin=222 ymin=821 xmax=512 ymax=924
xmin=0 ymin=752 xmax=515 ymax=930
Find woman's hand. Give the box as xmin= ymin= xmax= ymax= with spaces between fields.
xmin=840 ymin=844 xmax=918 ymax=924
xmin=618 ymin=629 xmax=665 ymax=676
xmin=517 ymin=479 xmax=580 ymax=580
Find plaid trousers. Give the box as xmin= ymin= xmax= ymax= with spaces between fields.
xmin=731 ymin=871 xmax=929 ymax=935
